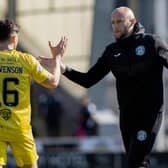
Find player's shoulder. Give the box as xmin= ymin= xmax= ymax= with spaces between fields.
xmin=13 ymin=50 xmax=35 ymax=64
xmin=144 ymin=33 xmax=162 ymax=42
xmin=13 ymin=50 xmax=32 ymax=58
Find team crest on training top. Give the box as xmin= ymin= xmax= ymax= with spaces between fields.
xmin=137 ymin=130 xmax=147 ymax=141
xmin=135 ymin=45 xmax=145 ymax=56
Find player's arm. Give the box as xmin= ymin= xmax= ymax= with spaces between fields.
xmin=31 ymin=53 xmax=61 ymax=89
xmin=40 ymin=56 xmax=61 ymax=88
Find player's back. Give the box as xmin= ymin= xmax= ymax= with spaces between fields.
xmin=0 ymin=49 xmax=47 ymax=140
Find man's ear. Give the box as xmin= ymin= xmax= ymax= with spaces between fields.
xmin=9 ymin=34 xmax=18 ymax=48
xmin=128 ymin=18 xmax=136 ymax=28
xmin=130 ymin=18 xmax=137 ymax=25
xmin=9 ymin=34 xmax=16 ymax=44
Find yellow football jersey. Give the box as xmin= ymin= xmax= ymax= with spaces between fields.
xmin=0 ymin=50 xmax=49 ymax=140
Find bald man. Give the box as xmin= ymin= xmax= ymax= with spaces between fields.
xmin=40 ymin=6 xmax=168 ymax=168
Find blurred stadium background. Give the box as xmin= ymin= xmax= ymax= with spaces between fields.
xmin=1 ymin=0 xmax=168 ymax=167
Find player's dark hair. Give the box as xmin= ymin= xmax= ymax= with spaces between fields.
xmin=0 ymin=19 xmax=19 ymax=42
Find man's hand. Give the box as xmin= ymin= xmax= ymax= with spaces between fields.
xmin=38 ymin=36 xmax=68 ymax=70
xmin=49 ymin=36 xmax=68 ymax=58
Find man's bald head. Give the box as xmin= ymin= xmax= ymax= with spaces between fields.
xmin=111 ymin=7 xmax=137 ymax=40
xmin=112 ymin=7 xmax=135 ymax=20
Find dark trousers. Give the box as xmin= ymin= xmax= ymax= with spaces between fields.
xmin=120 ymin=111 xmax=162 ymax=168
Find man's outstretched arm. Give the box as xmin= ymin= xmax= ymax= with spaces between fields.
xmin=61 ymin=53 xmax=110 ymax=88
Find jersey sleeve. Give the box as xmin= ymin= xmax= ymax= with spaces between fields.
xmin=27 ymin=54 xmax=50 ymax=83
xmin=154 ymin=35 xmax=168 ymax=68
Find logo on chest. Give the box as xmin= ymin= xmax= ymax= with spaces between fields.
xmin=135 ymin=45 xmax=145 ymax=56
